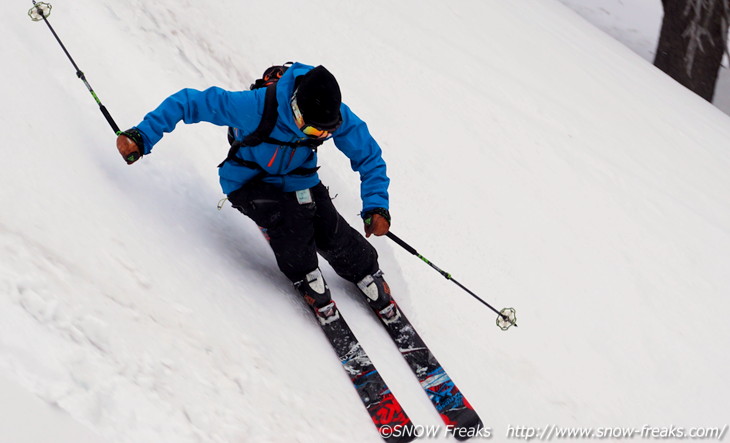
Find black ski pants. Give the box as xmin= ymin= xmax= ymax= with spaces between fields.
xmin=229 ymin=180 xmax=379 ymax=284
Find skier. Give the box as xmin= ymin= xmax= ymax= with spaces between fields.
xmin=116 ymin=62 xmax=394 ymax=322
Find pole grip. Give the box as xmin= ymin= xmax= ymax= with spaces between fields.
xmin=100 ymin=104 xmax=121 ymax=134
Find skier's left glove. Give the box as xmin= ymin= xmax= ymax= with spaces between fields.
xmin=116 ymin=128 xmax=145 ymax=165
xmin=362 ymin=208 xmax=391 ymax=238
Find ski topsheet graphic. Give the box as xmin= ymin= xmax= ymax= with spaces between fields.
xmin=372 ymin=299 xmax=484 ymax=441
xmin=311 ymin=300 xmax=417 ymax=442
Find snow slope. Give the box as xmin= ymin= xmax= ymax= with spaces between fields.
xmin=0 ymin=375 xmax=103 ymax=443
xmin=556 ymin=0 xmax=730 ymax=114
xmin=2 ymin=0 xmax=730 ymax=442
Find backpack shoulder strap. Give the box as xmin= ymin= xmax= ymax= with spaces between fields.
xmin=243 ymin=84 xmax=322 ymax=149
xmin=220 ymin=85 xmax=279 ymax=167
xmin=241 ymin=84 xmax=279 ymax=147
xmin=220 ymin=82 xmax=325 ymax=169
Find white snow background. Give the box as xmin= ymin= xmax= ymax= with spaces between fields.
xmin=2 ymin=0 xmax=730 ymax=442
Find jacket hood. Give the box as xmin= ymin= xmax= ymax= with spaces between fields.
xmin=275 ymin=62 xmax=338 ymax=138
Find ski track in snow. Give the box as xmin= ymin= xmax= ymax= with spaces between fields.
xmin=1 ymin=230 xmax=250 ymax=442
xmin=0 ymin=222 xmax=333 ymax=443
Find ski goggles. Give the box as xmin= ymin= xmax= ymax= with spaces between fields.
xmin=290 ymin=92 xmax=341 ymax=139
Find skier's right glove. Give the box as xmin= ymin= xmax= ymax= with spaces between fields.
xmin=116 ymin=128 xmax=145 ymax=165
xmin=362 ymin=208 xmax=391 ymax=238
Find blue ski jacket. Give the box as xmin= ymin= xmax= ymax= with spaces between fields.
xmin=133 ymin=62 xmax=389 ymax=213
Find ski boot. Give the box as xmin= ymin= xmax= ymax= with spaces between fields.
xmin=294 ymin=269 xmax=339 ymax=325
xmin=356 ymin=270 xmax=400 ymax=324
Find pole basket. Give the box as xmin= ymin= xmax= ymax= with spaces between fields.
xmin=28 ymin=2 xmax=52 ymax=21
xmin=497 ymin=307 xmax=517 ymax=331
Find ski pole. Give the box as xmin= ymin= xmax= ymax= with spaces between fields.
xmin=385 ymin=231 xmax=517 ymax=330
xmin=28 ymin=1 xmax=121 ymax=136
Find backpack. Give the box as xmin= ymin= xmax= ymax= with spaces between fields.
xmin=220 ymin=63 xmax=323 ymax=173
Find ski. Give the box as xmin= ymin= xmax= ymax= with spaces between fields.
xmin=309 ymin=300 xmax=417 ymax=443
xmin=370 ymin=296 xmax=484 ymax=441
